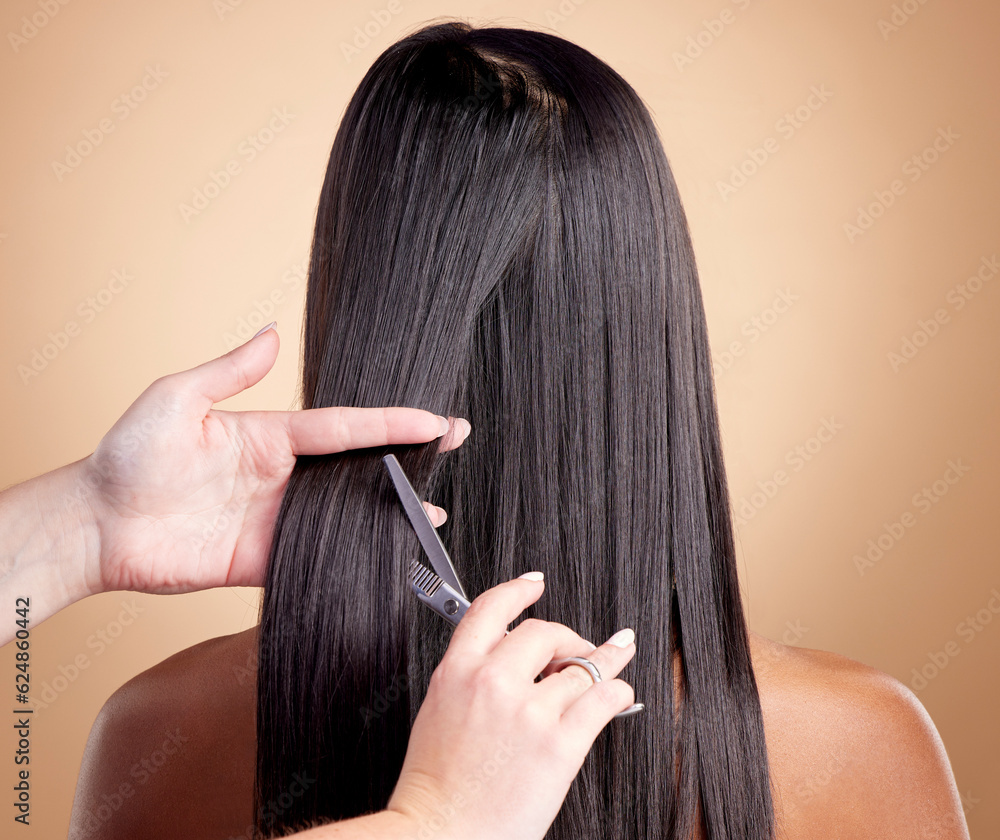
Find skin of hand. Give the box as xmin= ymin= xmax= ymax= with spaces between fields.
xmin=0 ymin=322 xmax=467 ymax=644
xmin=384 ymin=575 xmax=638 ymax=840
xmin=79 ymin=323 xmax=468 ymax=595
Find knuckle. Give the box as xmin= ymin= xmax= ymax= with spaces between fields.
xmin=516 ymin=617 xmax=547 ymax=636
xmin=464 ymin=590 xmax=493 ymax=617
xmin=583 ymin=648 xmax=621 ymax=681
xmin=334 ymin=411 xmax=354 ymax=450
xmin=473 ymin=660 xmax=515 ymax=697
xmin=596 ymin=679 xmax=634 ymax=713
xmin=561 ymin=664 xmax=595 ymax=693
xmin=534 ymin=723 xmax=576 ymax=765
xmin=429 ymin=654 xmax=467 ymax=691
xmin=427 ymin=662 xmax=450 ymax=693
xmin=377 ymin=407 xmax=390 ymax=446
xmin=146 ymin=374 xmax=173 ymax=396
xmin=538 ymin=730 xmax=569 ymax=764
xmin=147 ymin=374 xmax=185 ymax=406
xmin=516 ymin=697 xmax=555 ymax=736
xmin=517 ymin=618 xmax=581 ymax=652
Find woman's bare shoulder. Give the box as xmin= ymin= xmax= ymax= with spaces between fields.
xmin=70 ymin=625 xmax=971 ymax=840
xmin=69 ymin=627 xmax=258 ymax=840
xmin=748 ymin=631 xmax=969 ymax=840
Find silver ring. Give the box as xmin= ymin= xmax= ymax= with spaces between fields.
xmin=550 ymin=656 xmax=601 ymax=684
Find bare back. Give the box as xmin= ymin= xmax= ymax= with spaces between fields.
xmin=68 ymin=628 xmax=969 ymax=839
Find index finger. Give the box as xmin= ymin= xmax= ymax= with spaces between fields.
xmin=444 ymin=574 xmax=547 ymax=658
xmin=263 ymin=406 xmax=470 ymax=455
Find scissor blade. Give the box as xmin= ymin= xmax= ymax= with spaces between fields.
xmin=382 ymin=454 xmax=468 ymax=599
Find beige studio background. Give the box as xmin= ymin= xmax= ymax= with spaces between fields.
xmin=1 ymin=0 xmax=997 ymax=837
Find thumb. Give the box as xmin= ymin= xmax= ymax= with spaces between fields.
xmin=170 ymin=321 xmax=280 ymax=411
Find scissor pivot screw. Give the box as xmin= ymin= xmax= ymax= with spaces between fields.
xmin=444 ymin=599 xmax=459 ymax=615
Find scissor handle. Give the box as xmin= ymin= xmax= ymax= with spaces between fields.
xmin=547 ymin=657 xmax=645 ymax=719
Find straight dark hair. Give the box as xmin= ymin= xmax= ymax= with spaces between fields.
xmin=255 ymin=20 xmax=774 ymax=840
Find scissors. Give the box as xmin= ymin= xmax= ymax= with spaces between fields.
xmin=382 ymin=454 xmax=644 ymax=718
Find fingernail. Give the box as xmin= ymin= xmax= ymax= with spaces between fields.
xmin=606 ymin=628 xmax=635 ymax=648
xmin=434 ymin=505 xmax=448 ymax=524
xmin=252 ymin=320 xmax=277 ymax=339
xmin=518 ymin=571 xmax=544 ymax=581
xmin=436 ymin=415 xmax=450 ymax=436
xmin=443 ymin=416 xmax=472 ymax=441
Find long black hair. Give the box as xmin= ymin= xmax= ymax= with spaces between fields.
xmin=255 ymin=21 xmax=774 ymax=840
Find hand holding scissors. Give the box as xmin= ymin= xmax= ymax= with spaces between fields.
xmin=382 ymin=454 xmax=642 ymax=840
xmin=383 ymin=454 xmax=644 ymax=718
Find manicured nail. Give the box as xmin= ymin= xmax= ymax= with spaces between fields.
xmin=436 ymin=415 xmax=450 ymax=436
xmin=442 ymin=416 xmax=472 ymax=441
xmin=434 ymin=505 xmax=447 ymax=524
xmin=606 ymin=628 xmax=635 ymax=648
xmin=518 ymin=571 xmax=544 ymax=581
xmin=252 ymin=320 xmax=277 ymax=339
